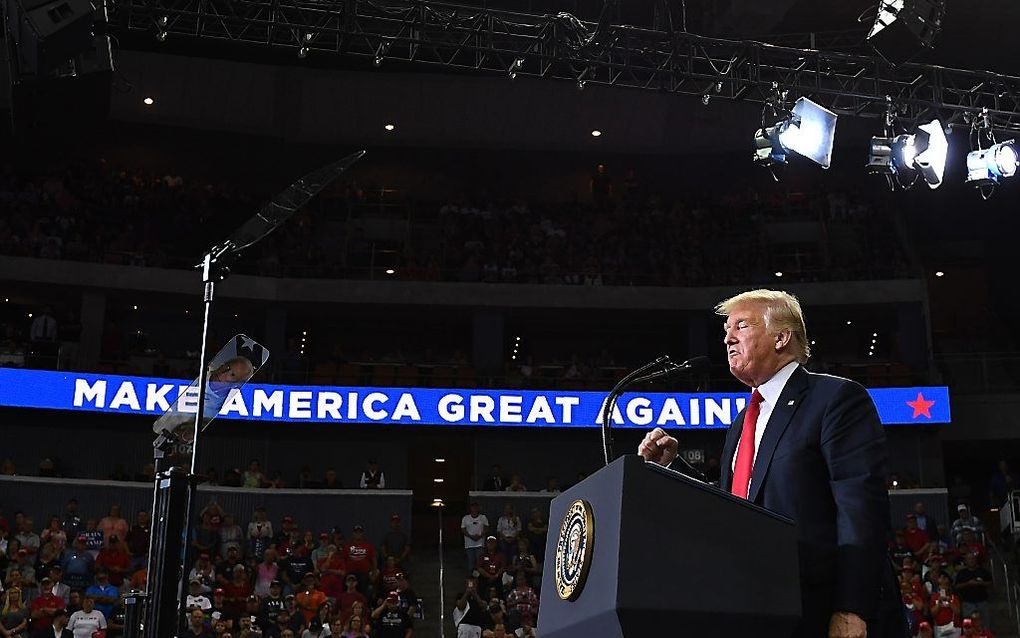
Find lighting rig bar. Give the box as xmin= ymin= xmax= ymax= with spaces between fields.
xmin=112 ymin=0 xmax=1020 ymax=133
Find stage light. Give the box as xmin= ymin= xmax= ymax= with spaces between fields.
xmin=591 ymin=130 xmax=602 ymax=137
xmin=966 ymin=140 xmax=1018 ymax=186
xmin=143 ymin=97 xmax=154 ymax=106
xmin=868 ymin=119 xmax=948 ymax=189
xmin=867 ymin=0 xmax=945 ymax=64
xmin=754 ymin=97 xmax=837 ymax=169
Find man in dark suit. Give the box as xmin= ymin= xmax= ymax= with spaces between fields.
xmin=32 ymin=608 xmax=73 ymax=638
xmin=638 ymin=289 xmax=905 ymax=638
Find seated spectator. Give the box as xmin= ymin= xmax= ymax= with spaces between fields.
xmin=900 ymin=579 xmax=925 ymax=636
xmin=321 ymin=469 xmax=343 ymax=490
xmin=393 ymin=572 xmax=419 ymax=619
xmin=243 ymin=460 xmax=265 ymax=488
xmin=67 ymin=595 xmax=105 ymax=638
xmin=338 ymin=615 xmax=368 ymax=638
xmin=182 ymin=608 xmax=209 ymax=638
xmin=209 ymin=589 xmax=233 ymax=629
xmin=504 ymin=476 xmax=526 ymax=493
xmin=889 ymin=531 xmax=913 ymax=568
xmin=513 ymin=618 xmax=537 ymax=638
xmin=222 ymin=565 xmax=253 ymax=619
xmin=951 ymin=505 xmax=985 ymax=547
xmin=509 ymin=539 xmax=539 ymax=587
xmin=483 ymin=466 xmax=505 ymax=492
xmin=33 ymin=606 xmax=71 ymax=638
xmin=956 ymin=529 xmax=988 ymax=566
xmin=339 ymin=600 xmax=370 ymax=636
xmin=359 ymin=461 xmax=385 ymax=490
xmin=539 ymin=477 xmax=560 ymax=494
xmin=189 ymin=553 xmax=217 ymax=592
xmin=48 ymin=567 xmax=69 ymax=605
xmin=15 ymin=519 xmax=40 ymax=557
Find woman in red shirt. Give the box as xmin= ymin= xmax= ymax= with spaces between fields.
xmin=223 ymin=565 xmax=253 ymax=618
xmin=929 ymin=574 xmax=961 ymax=634
xmin=316 ymin=546 xmax=347 ymax=600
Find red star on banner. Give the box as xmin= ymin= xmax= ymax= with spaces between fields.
xmin=906 ymin=392 xmax=935 ymax=419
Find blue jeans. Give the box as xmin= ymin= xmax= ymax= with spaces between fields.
xmin=466 ymin=546 xmax=483 ymax=573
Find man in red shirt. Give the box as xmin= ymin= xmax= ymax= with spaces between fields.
xmin=903 ymin=514 xmax=931 ymax=559
xmin=30 ymin=576 xmax=65 ymax=631
xmin=476 ymin=536 xmax=505 ymax=596
xmin=95 ymin=535 xmax=131 ymax=586
xmin=345 ymin=525 xmax=378 ymax=593
xmin=928 ymin=575 xmax=961 ymax=631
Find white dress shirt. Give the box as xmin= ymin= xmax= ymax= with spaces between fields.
xmin=731 ymin=361 xmax=800 ymax=487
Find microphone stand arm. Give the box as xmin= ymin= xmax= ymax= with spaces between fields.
xmin=601 ymin=355 xmax=673 ymax=466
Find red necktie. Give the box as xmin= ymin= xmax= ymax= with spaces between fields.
xmin=731 ymin=390 xmax=764 ymax=499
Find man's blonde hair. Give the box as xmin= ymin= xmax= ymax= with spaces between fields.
xmin=715 ymin=289 xmax=811 ymax=363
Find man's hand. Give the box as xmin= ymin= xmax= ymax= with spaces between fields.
xmin=637 ymin=428 xmax=678 ymax=466
xmin=829 ymin=611 xmax=866 ymax=638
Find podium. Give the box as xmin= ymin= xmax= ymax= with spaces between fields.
xmin=538 ymin=455 xmax=802 ymax=638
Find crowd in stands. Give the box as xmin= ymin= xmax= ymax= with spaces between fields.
xmin=0 ymin=497 xmax=416 ymax=638
xmin=0 ymin=159 xmax=911 ymax=287
xmin=457 ymin=503 xmax=546 ymax=638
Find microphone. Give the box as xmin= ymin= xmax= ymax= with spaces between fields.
xmin=632 ymin=356 xmax=711 ymax=384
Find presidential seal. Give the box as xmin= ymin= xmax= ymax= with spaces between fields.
xmin=554 ymin=499 xmax=594 ymax=601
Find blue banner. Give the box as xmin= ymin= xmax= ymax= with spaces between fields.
xmin=0 ymin=369 xmax=950 ymax=428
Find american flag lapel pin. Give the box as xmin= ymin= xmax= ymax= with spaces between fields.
xmin=787 ymin=400 xmax=795 ymax=406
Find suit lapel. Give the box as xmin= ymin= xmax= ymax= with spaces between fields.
xmin=747 ymin=366 xmax=810 ymax=503
xmin=719 ymin=410 xmax=744 ymax=492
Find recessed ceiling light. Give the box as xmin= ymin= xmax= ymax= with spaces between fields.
xmin=935 ymin=271 xmax=945 ymax=277
xmin=384 ymin=124 xmax=395 ymax=131
xmin=143 ymin=97 xmax=154 ymax=106
xmin=591 ymin=130 xmax=602 ymax=137
xmin=775 ymin=271 xmax=783 ymax=277
xmin=435 ymin=458 xmax=446 ymax=463
xmin=385 ymin=268 xmax=395 ymax=275
xmin=433 ymin=478 xmax=444 ymax=483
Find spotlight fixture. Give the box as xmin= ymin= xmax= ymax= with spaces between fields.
xmin=868 ymin=118 xmax=948 ymax=189
xmin=298 ymin=47 xmax=308 ymax=59
xmin=867 ymin=0 xmax=945 ymax=64
xmin=754 ymin=94 xmax=838 ymax=169
xmin=967 ymin=140 xmax=1018 ymax=187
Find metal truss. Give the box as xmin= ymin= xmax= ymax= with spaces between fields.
xmin=112 ymin=0 xmax=1020 ymax=133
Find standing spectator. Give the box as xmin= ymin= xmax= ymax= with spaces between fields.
xmin=222 ymin=566 xmax=252 ymax=620
xmin=461 ymin=504 xmax=488 ymax=573
xmin=509 ymin=540 xmax=539 ymax=587
xmin=453 ymin=578 xmax=489 ymax=638
xmin=344 ymin=527 xmax=377 ymax=595
xmin=260 ymin=580 xmax=286 ymax=627
xmin=379 ymin=516 xmax=410 ymax=570
xmin=475 ymin=537 xmax=504 ymax=597
xmin=67 ymin=596 xmax=105 ymax=638
xmin=393 ymin=572 xmax=419 ymax=620
xmin=957 ymin=529 xmax=988 ymax=565
xmin=310 ymin=535 xmax=331 ymax=568
xmin=370 ymin=593 xmax=412 ymax=638
xmin=495 ymin=505 xmax=521 ymax=562
xmin=182 ymin=608 xmax=209 ymax=638
xmin=219 ymin=514 xmax=243 ymax=560
xmin=48 ymin=567 xmax=70 ymax=605
xmin=1 ymin=589 xmax=28 ymax=638
xmin=316 ymin=546 xmax=346 ymax=601
xmin=83 ymin=570 xmax=117 ymax=620
xmin=60 ymin=502 xmax=82 ymax=542
xmin=505 ymin=573 xmax=538 ymax=629
xmin=243 ymin=461 xmax=265 ymax=489
xmin=60 ymin=538 xmax=93 ymax=592
xmin=903 ymin=514 xmax=932 ymax=559
xmin=32 ymin=607 xmax=72 ymax=638
xmin=336 ymin=576 xmax=366 ymax=620
xmin=281 ymin=548 xmax=315 ymax=597
xmin=294 ymin=574 xmax=326 ymax=625
xmin=929 ymin=574 xmax=961 ymax=636
xmin=524 ymin=510 xmax=547 ymax=562
xmin=359 ymin=461 xmax=385 ymax=490
xmin=189 ymin=553 xmax=217 ymax=592
xmin=95 ymin=536 xmax=130 ymax=587
xmin=97 ymin=507 xmax=127 ymax=549
xmin=482 ymin=466 xmax=505 ymax=492
xmin=914 ymin=502 xmax=937 ymax=539
xmin=40 ymin=519 xmax=66 ymax=554
xmin=186 ymin=579 xmax=213 ymax=612
xmin=11 ymin=550 xmax=38 ymax=601
xmin=124 ymin=511 xmax=151 ymax=573
xmin=248 ymin=507 xmax=273 ymax=561
xmin=15 ymin=520 xmax=40 ymax=557
xmin=951 ymin=505 xmax=985 ymax=547
xmin=192 ymin=512 xmax=219 ymax=559
xmin=954 ymin=552 xmax=993 ymax=629
xmin=539 ymin=477 xmax=560 ymax=494
xmin=989 ymin=461 xmax=1018 ymax=509
xmin=28 ymin=578 xmax=63 ymax=632
xmin=254 ymin=549 xmax=280 ymax=597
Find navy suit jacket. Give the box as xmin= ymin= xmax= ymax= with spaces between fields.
xmin=719 ymin=366 xmax=893 ymax=623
